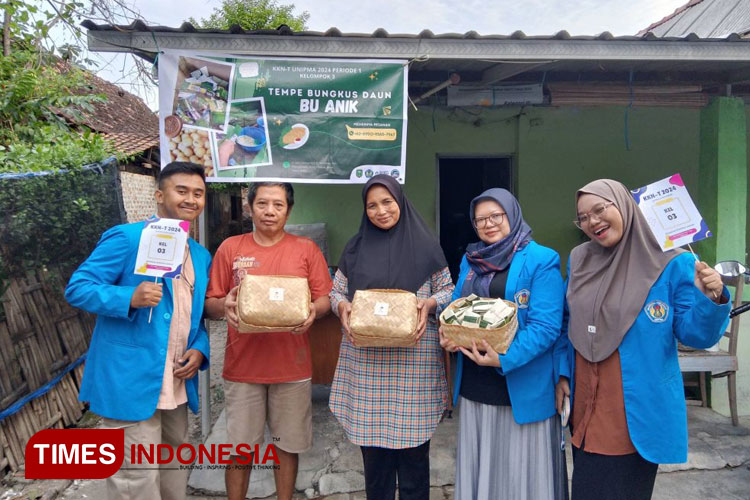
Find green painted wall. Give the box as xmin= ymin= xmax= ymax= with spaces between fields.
xmin=286 ymin=107 xmax=519 ymax=264
xmin=285 ymin=101 xmax=750 ymax=417
xmin=288 ymin=105 xmax=703 ymax=266
xmin=712 ymin=99 xmax=750 ymax=419
xmin=697 ymin=97 xmax=748 ymax=265
xmin=286 ymin=182 xmax=362 ymax=265
xmin=516 ymin=106 xmax=702 ymax=267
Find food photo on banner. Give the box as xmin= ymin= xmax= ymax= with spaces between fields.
xmin=214 ymin=97 xmax=273 ymax=172
xmin=158 ymin=52 xmax=408 ymax=183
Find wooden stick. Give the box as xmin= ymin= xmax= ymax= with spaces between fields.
xmin=687 ymin=243 xmax=700 ymax=262
xmin=148 ymin=276 xmax=158 ymax=323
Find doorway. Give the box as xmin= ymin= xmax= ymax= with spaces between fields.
xmin=438 ymin=156 xmax=513 ymax=281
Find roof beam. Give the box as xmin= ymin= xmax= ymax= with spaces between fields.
xmin=472 ymin=62 xmax=551 ymax=86
xmin=514 ymin=70 xmax=729 ymax=84
xmin=409 ymin=70 xmax=483 ymax=83
xmin=86 ymin=31 xmax=750 ymax=63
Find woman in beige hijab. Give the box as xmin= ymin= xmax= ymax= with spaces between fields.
xmin=555 ymin=179 xmax=730 ymax=500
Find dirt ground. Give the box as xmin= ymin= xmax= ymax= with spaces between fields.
xmin=0 ymin=320 xmax=230 ymax=499
xmin=188 ymin=320 xmax=228 ymax=444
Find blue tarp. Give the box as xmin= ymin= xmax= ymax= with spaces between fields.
xmin=0 ymin=354 xmax=87 ymax=421
xmin=0 ymin=156 xmax=117 ymax=180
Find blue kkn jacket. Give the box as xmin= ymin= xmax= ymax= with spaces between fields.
xmin=555 ymin=252 xmax=731 ymax=464
xmin=452 ymin=241 xmax=565 ymax=425
xmin=65 ymin=221 xmax=211 ymax=422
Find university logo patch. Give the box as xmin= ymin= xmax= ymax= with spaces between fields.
xmin=514 ymin=289 xmax=530 ymax=308
xmin=644 ymin=300 xmax=669 ymax=323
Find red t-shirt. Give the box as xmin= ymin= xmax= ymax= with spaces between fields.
xmin=206 ymin=233 xmax=332 ymax=383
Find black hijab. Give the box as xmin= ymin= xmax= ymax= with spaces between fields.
xmin=338 ymin=175 xmax=448 ymax=300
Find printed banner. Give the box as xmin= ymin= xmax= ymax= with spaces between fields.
xmin=631 ymin=173 xmax=711 ymax=251
xmin=25 ymin=429 xmax=124 ymax=479
xmin=134 ymin=217 xmax=190 ymax=278
xmin=158 ymin=51 xmax=408 ymax=183
xmin=24 ymin=428 xmax=281 ymax=479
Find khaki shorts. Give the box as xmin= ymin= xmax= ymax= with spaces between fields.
xmin=224 ymin=379 xmax=312 ymax=454
xmin=100 ymin=405 xmax=188 ymax=500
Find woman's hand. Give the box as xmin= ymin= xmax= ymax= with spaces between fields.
xmin=555 ymin=377 xmax=570 ymax=415
xmin=438 ymin=326 xmax=460 ymax=352
xmin=459 ymin=339 xmax=500 ymax=368
xmin=694 ymin=260 xmax=725 ymax=303
xmin=414 ymin=297 xmax=437 ymax=343
xmin=338 ymin=300 xmax=355 ymax=345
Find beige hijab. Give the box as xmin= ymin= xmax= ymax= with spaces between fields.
xmin=567 ymin=179 xmax=684 ymax=362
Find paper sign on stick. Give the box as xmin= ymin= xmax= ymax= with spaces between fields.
xmin=630 ymin=173 xmax=712 ymax=251
xmin=134 ymin=217 xmax=190 ymax=278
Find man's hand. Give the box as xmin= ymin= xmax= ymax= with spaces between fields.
xmin=224 ymin=286 xmax=240 ymax=330
xmin=338 ymin=301 xmax=355 ymax=345
xmin=292 ymin=302 xmax=316 ymax=335
xmin=413 ymin=297 xmax=437 ymax=343
xmin=173 ymin=349 xmax=204 ymax=379
xmin=438 ymin=326 xmax=460 ymax=352
xmin=130 ymin=281 xmax=163 ymax=309
xmin=459 ymin=339 xmax=501 ymax=368
xmin=556 ymin=377 xmax=570 ymax=415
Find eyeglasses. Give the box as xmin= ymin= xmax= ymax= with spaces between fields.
xmin=472 ymin=212 xmax=506 ymax=229
xmin=574 ymin=202 xmax=614 ymax=229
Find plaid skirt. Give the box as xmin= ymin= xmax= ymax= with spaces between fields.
xmin=329 ymin=269 xmax=453 ymax=449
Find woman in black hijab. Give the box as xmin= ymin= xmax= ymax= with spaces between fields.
xmin=329 ymin=175 xmax=454 ymax=500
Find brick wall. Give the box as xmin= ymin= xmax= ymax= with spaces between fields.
xmin=120 ymin=171 xmax=157 ymax=223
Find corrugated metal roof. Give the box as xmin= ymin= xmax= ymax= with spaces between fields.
xmin=81 ymin=19 xmax=750 ymax=42
xmin=640 ymin=0 xmax=750 ymax=38
xmin=82 ymin=20 xmax=750 ymax=88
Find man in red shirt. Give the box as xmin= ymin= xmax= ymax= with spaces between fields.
xmin=205 ymin=182 xmax=332 ymax=500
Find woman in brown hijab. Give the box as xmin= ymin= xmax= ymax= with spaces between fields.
xmin=555 ymin=179 xmax=730 ymax=500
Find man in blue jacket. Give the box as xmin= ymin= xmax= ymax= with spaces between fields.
xmin=65 ymin=162 xmax=211 ymax=500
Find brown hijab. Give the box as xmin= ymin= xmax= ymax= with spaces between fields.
xmin=567 ymin=179 xmax=684 ymax=362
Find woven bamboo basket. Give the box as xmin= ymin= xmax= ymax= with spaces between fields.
xmin=350 ymin=289 xmax=418 ymax=347
xmin=237 ymin=275 xmax=310 ymax=333
xmin=439 ymin=298 xmax=518 ymax=354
